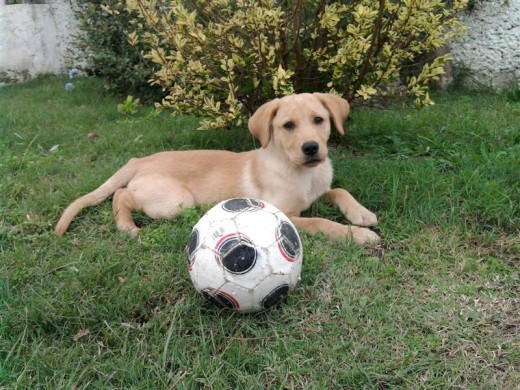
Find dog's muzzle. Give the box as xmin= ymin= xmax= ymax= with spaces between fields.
xmin=301 ymin=141 xmax=320 ymax=157
xmin=301 ymin=141 xmax=324 ymax=166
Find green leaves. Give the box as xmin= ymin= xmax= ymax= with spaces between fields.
xmin=117 ymin=95 xmax=142 ymax=115
xmin=121 ymin=0 xmax=467 ymax=128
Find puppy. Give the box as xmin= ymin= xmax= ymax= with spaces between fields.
xmin=55 ymin=93 xmax=380 ymax=244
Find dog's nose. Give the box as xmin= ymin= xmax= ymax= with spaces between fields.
xmin=301 ymin=141 xmax=319 ymax=156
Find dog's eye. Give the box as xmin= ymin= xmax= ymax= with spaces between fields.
xmin=314 ymin=116 xmax=324 ymax=125
xmin=283 ymin=121 xmax=295 ymax=130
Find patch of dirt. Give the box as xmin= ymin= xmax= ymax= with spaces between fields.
xmin=465 ymin=237 xmax=519 ymax=268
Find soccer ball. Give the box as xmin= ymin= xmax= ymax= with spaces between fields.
xmin=186 ymin=198 xmax=303 ymax=313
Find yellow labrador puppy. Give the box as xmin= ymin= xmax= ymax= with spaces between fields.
xmin=55 ymin=93 xmax=380 ymax=244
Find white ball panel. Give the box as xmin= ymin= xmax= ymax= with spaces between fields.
xmin=189 ymin=246 xmax=226 ymax=292
xmin=222 ymin=246 xmax=271 ymax=290
xmin=254 ymin=274 xmax=295 ymax=310
xmin=265 ymin=241 xmax=302 ymax=276
xmin=219 ymin=281 xmax=255 ymax=313
xmin=233 ymin=209 xmax=279 ymax=249
xmin=196 ymin=218 xmax=238 ymax=253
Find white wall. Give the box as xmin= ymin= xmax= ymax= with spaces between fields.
xmin=0 ymin=1 xmax=80 ymax=83
xmin=450 ymin=0 xmax=520 ymax=87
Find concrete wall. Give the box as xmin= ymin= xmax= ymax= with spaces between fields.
xmin=0 ymin=1 xmax=80 ymax=83
xmin=450 ymin=0 xmax=520 ymax=87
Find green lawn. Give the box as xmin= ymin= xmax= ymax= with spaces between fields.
xmin=1 ymin=76 xmax=519 ymax=389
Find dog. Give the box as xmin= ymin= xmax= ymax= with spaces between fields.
xmin=55 ymin=93 xmax=380 ymax=244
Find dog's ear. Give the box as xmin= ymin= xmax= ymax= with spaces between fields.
xmin=313 ymin=93 xmax=350 ymax=135
xmin=248 ymin=99 xmax=280 ymax=148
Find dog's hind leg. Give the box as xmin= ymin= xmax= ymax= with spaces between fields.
xmin=113 ymin=188 xmax=140 ymax=236
xmin=114 ymin=174 xmax=196 ymax=236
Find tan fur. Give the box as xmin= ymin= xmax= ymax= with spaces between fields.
xmin=55 ymin=93 xmax=380 ymax=244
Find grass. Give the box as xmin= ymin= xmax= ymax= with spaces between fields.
xmin=1 ymin=76 xmax=519 ymax=389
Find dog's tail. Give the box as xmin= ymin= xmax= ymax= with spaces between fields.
xmin=54 ymin=159 xmax=138 ymax=236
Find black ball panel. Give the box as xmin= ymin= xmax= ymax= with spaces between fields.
xmin=262 ymin=284 xmax=290 ymax=309
xmin=202 ymin=288 xmax=239 ymax=310
xmin=216 ymin=234 xmax=258 ymax=274
xmin=218 ymin=235 xmax=240 ymax=254
xmin=222 ymin=244 xmax=257 ymax=274
xmin=247 ymin=198 xmax=263 ymax=209
xmin=277 ymin=221 xmax=301 ymax=261
xmin=186 ymin=229 xmax=199 ymax=266
xmin=222 ymin=198 xmax=263 ymax=213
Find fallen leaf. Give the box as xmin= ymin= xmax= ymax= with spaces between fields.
xmin=73 ymin=328 xmax=90 ymax=341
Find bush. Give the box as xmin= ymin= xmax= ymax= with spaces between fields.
xmin=120 ymin=0 xmax=467 ymax=129
xmin=73 ymin=0 xmax=163 ymax=102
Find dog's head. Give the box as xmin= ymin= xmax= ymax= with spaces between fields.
xmin=248 ymin=93 xmax=349 ymax=167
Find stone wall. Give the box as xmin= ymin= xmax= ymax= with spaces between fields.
xmin=450 ymin=0 xmax=520 ymax=87
xmin=0 ymin=1 xmax=81 ymax=83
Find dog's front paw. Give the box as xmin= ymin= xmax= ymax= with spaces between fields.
xmin=350 ymin=226 xmax=381 ymax=245
xmin=346 ymin=206 xmax=378 ymax=227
